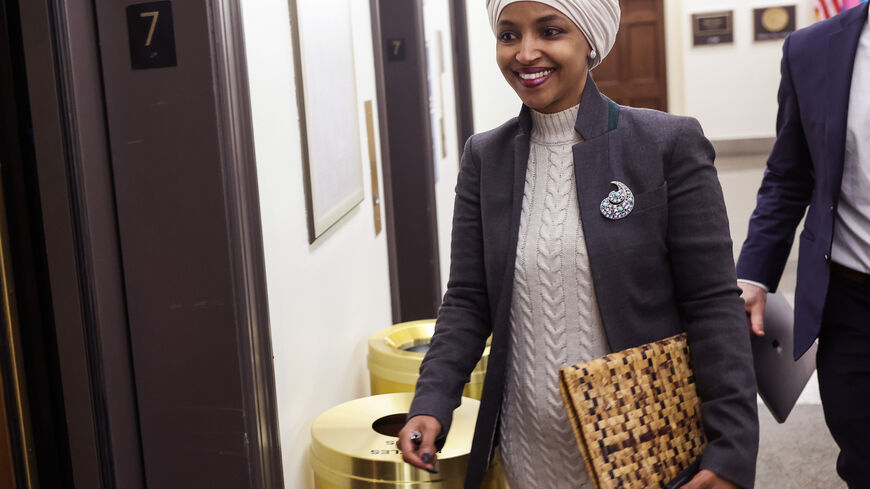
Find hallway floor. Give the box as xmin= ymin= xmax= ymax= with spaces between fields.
xmin=757 ymin=404 xmax=844 ymax=488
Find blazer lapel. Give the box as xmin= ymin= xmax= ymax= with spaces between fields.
xmin=572 ymin=76 xmax=619 ymax=347
xmin=572 ymin=77 xmax=614 ymax=227
xmin=512 ymin=106 xmax=533 ymax=234
xmin=825 ymin=7 xmax=866 ymax=199
xmin=491 ymin=107 xmax=532 ymax=337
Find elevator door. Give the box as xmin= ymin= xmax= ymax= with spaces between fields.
xmin=594 ymin=0 xmax=668 ymax=111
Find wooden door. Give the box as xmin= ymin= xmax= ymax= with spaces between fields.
xmin=594 ymin=0 xmax=668 ymax=111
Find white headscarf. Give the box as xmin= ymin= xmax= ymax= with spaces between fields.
xmin=486 ymin=0 xmax=621 ymax=69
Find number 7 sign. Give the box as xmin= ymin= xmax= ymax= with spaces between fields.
xmin=126 ymin=1 xmax=177 ymax=69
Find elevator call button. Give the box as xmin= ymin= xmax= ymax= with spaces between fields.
xmin=127 ymin=1 xmax=177 ymax=69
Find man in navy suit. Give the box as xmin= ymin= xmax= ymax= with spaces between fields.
xmin=737 ymin=3 xmax=870 ymax=486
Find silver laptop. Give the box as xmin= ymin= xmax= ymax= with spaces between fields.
xmin=750 ymin=292 xmax=817 ymax=423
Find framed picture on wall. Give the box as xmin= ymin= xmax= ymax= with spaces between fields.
xmin=692 ymin=11 xmax=734 ymax=46
xmin=289 ymin=0 xmax=364 ymax=243
xmin=754 ymin=6 xmax=796 ymax=41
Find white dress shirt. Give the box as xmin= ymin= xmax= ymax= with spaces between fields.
xmin=832 ymin=14 xmax=870 ymax=273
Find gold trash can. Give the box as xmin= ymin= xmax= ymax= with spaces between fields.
xmin=310 ymin=392 xmax=477 ymax=489
xmin=367 ymin=320 xmax=489 ymax=399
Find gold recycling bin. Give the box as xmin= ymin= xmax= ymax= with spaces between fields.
xmin=367 ymin=320 xmax=490 ymax=399
xmin=310 ymin=393 xmax=477 ymax=488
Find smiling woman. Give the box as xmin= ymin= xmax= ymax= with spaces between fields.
xmin=494 ymin=4 xmax=592 ymax=114
xmin=398 ymin=1 xmax=761 ymax=489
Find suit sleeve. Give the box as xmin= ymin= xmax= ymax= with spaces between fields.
xmin=736 ymin=35 xmax=815 ymax=291
xmin=407 ymin=136 xmax=491 ymax=445
xmin=666 ymin=117 xmax=759 ymax=489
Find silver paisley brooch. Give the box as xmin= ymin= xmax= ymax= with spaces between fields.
xmin=600 ymin=181 xmax=634 ymax=220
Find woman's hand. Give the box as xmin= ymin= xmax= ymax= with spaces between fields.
xmin=397 ymin=415 xmax=442 ymax=473
xmin=738 ymin=281 xmax=767 ymax=337
xmin=681 ymin=469 xmax=739 ymax=489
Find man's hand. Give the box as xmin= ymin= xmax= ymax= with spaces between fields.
xmin=738 ymin=281 xmax=768 ymax=336
xmin=398 ymin=415 xmax=442 ymax=473
xmin=681 ymin=469 xmax=739 ymax=489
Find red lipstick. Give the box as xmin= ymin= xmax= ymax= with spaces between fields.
xmin=514 ymin=67 xmax=555 ymax=88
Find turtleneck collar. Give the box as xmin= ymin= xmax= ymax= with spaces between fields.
xmin=530 ymin=103 xmax=582 ymax=144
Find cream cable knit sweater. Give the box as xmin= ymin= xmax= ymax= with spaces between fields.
xmin=498 ymin=104 xmax=610 ymax=489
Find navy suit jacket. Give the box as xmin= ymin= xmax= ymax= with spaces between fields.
xmin=737 ymin=3 xmax=870 ymax=359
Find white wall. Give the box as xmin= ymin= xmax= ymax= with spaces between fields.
xmin=665 ymin=1 xmax=687 ymax=116
xmin=466 ymin=0 xmax=816 ymax=140
xmin=670 ymin=0 xmax=815 ymax=140
xmin=240 ymin=1 xmax=393 ymax=488
xmin=466 ymin=0 xmax=522 ymax=133
xmin=423 ymin=0 xmax=463 ymax=290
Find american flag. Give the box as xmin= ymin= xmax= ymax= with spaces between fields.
xmin=816 ymin=0 xmax=843 ymax=20
xmin=817 ymin=0 xmax=868 ymax=19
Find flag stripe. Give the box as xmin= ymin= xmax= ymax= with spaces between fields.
xmin=820 ymin=0 xmax=831 ymax=18
xmin=816 ymin=0 xmax=845 ymax=19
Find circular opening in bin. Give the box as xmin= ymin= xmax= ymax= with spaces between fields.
xmin=400 ymin=342 xmax=430 ymax=354
xmin=372 ymin=413 xmax=408 ymax=437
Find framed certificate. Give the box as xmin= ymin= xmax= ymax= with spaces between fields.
xmin=289 ymin=0 xmax=365 ymax=243
xmin=692 ymin=11 xmax=734 ymax=46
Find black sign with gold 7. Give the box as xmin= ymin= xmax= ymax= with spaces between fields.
xmin=126 ymin=1 xmax=177 ymax=69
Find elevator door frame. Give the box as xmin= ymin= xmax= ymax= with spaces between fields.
xmin=15 ymin=0 xmax=283 ymax=487
xmin=371 ymin=0 xmax=444 ymax=323
xmin=448 ymin=0 xmax=474 ymax=150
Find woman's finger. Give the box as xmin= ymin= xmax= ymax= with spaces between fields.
xmin=398 ymin=428 xmax=427 ymax=469
xmin=680 ymin=469 xmax=710 ymax=489
xmin=681 ymin=469 xmax=738 ymax=489
xmin=416 ymin=423 xmax=439 ymax=472
xmin=397 ymin=430 xmax=414 ymax=459
xmin=398 ymin=417 xmax=440 ymax=472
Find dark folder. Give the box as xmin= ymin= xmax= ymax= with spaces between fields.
xmin=749 ymin=292 xmax=817 ymax=423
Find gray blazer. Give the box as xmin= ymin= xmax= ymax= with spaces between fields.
xmin=408 ymin=77 xmax=759 ymax=489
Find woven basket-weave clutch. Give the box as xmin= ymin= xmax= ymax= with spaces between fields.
xmin=558 ymin=333 xmax=706 ymax=489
